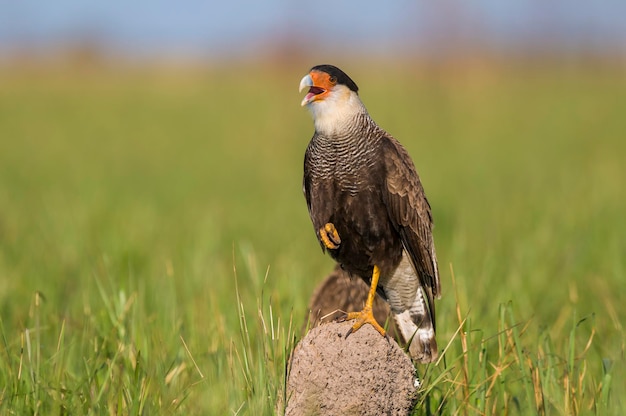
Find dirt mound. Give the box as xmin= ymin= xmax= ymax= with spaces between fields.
xmin=285 ymin=320 xmax=417 ymax=416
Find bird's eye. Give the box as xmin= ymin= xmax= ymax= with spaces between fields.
xmin=329 ymin=75 xmax=337 ymax=84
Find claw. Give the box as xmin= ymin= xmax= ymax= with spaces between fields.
xmin=336 ymin=310 xmax=349 ymax=323
xmin=337 ymin=265 xmax=387 ymax=338
xmin=344 ymin=306 xmax=387 ymax=338
xmin=320 ymin=223 xmax=341 ymax=249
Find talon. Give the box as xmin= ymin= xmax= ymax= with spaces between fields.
xmin=320 ymin=222 xmax=341 ymax=249
xmin=344 ymin=306 xmax=387 ymax=338
xmin=336 ymin=310 xmax=348 ymax=323
xmin=340 ymin=265 xmax=387 ymax=338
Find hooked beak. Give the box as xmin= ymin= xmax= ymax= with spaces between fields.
xmin=299 ymin=74 xmax=325 ymax=106
xmin=299 ymin=74 xmax=313 ymax=93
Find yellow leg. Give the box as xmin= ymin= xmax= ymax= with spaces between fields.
xmin=345 ymin=265 xmax=387 ymax=337
xmin=320 ymin=223 xmax=341 ymax=250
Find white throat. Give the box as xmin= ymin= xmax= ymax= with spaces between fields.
xmin=306 ymin=88 xmax=367 ymax=137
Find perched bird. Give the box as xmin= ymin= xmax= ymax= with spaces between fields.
xmin=299 ymin=64 xmax=441 ymax=363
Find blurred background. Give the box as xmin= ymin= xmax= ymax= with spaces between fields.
xmin=1 ymin=1 xmax=626 ymax=63
xmin=0 ymin=1 xmax=625 ymax=413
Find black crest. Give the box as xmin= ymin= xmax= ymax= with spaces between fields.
xmin=310 ymin=64 xmax=359 ymax=94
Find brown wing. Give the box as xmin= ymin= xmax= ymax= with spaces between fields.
xmin=381 ymin=136 xmax=441 ymax=321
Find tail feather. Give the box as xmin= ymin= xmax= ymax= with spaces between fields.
xmin=392 ymin=287 xmax=438 ymax=363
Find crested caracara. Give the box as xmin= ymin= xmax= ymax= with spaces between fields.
xmin=300 ymin=64 xmax=441 ymax=363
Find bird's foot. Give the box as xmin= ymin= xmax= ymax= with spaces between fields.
xmin=319 ymin=223 xmax=341 ymax=250
xmin=341 ymin=305 xmax=387 ymax=338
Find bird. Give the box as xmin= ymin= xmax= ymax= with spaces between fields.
xmin=299 ymin=64 xmax=441 ymax=363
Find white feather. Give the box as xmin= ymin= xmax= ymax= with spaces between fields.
xmin=385 ymin=252 xmax=438 ymax=362
xmin=304 ymin=85 xmax=367 ymax=137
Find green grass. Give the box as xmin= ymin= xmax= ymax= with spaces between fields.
xmin=0 ymin=61 xmax=624 ymax=414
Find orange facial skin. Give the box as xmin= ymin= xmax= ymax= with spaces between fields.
xmin=301 ymin=70 xmax=338 ymax=105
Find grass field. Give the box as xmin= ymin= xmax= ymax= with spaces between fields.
xmin=0 ymin=61 xmax=624 ymax=414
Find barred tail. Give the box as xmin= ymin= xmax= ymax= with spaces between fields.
xmin=392 ymin=287 xmax=438 ymax=363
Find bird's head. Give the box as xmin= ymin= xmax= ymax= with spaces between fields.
xmin=299 ymin=64 xmax=358 ymax=107
xmin=299 ymin=65 xmax=366 ymax=135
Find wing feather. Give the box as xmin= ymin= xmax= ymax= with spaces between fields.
xmin=303 ymin=134 xmax=328 ymax=252
xmin=381 ymin=136 xmax=441 ymax=323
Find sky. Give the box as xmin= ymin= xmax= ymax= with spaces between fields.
xmin=1 ymin=1 xmax=625 ymax=59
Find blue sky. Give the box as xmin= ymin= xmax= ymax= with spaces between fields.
xmin=1 ymin=1 xmax=625 ymax=58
